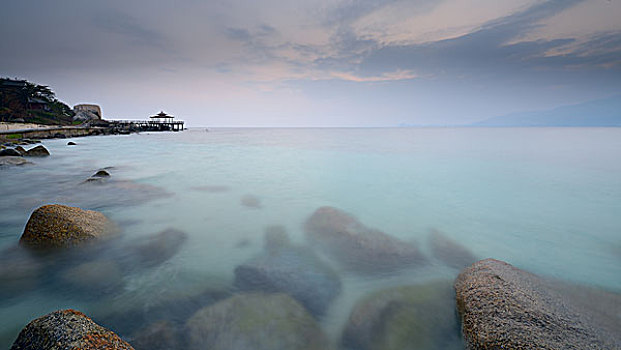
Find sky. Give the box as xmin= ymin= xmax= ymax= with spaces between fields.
xmin=2 ymin=0 xmax=620 ymax=126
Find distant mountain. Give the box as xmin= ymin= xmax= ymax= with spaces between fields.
xmin=474 ymin=95 xmax=621 ymax=127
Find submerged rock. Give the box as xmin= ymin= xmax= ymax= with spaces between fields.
xmin=0 ymin=148 xmax=22 ymax=157
xmin=10 ymin=309 xmax=134 ymax=350
xmin=67 ymin=141 xmax=77 ymax=146
xmin=95 ymin=286 xmax=229 ymax=337
xmin=0 ymin=156 xmax=32 ymax=166
xmin=78 ymin=179 xmax=171 ymax=206
xmin=454 ymin=259 xmax=620 ymax=350
xmin=234 ymin=226 xmax=341 ymax=317
xmin=20 ymin=204 xmax=117 ymax=249
xmin=342 ymin=281 xmax=462 ymax=350
xmin=185 ymin=293 xmax=330 ymax=350
xmin=263 ymin=225 xmax=290 ymax=253
xmin=59 ymin=260 xmax=125 ymax=295
xmin=122 ymin=228 xmax=188 ymax=270
xmin=429 ymin=229 xmax=477 ymax=269
xmin=83 ymin=169 xmax=111 ymax=183
xmin=93 ymin=170 xmax=111 ymax=177
xmin=304 ymin=206 xmax=426 ymax=273
xmin=241 ymin=194 xmax=262 ymax=208
xmin=131 ymin=321 xmax=181 ymax=350
xmin=24 ymin=145 xmax=50 ymax=157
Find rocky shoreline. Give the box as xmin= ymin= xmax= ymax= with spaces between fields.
xmin=3 ymin=200 xmax=619 ymax=349
xmin=0 ymin=124 xmax=137 ymax=142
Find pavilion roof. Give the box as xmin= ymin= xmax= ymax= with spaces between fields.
xmin=150 ymin=111 xmax=173 ymax=118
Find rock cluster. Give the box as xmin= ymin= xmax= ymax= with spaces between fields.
xmin=304 ymin=206 xmax=426 ymax=273
xmin=234 ymin=226 xmax=341 ymax=317
xmin=0 ymin=143 xmax=50 ymax=166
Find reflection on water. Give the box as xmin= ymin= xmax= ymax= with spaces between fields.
xmin=1 ymin=128 xmax=620 ymax=349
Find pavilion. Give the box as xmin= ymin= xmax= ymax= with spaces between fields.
xmin=150 ymin=111 xmax=175 ymax=122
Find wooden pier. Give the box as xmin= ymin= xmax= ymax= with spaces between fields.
xmin=108 ymin=119 xmax=184 ymax=132
xmin=108 ymin=111 xmax=184 ymax=132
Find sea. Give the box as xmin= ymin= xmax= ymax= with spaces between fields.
xmin=1 ymin=127 xmax=620 ymax=348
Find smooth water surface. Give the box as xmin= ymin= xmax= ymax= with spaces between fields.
xmin=1 ymin=127 xmax=620 ymax=348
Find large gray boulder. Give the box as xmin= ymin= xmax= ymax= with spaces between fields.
xmin=342 ymin=281 xmax=462 ymax=350
xmin=185 ymin=293 xmax=330 ymax=350
xmin=455 ymin=259 xmax=620 ymax=350
xmin=304 ymin=206 xmax=426 ymax=273
xmin=234 ymin=226 xmax=341 ymax=317
xmin=20 ymin=204 xmax=117 ymax=249
xmin=11 ymin=309 xmax=134 ymax=350
xmin=24 ymin=145 xmax=50 ymax=157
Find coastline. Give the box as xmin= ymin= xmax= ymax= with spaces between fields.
xmin=0 ymin=121 xmax=149 ymax=143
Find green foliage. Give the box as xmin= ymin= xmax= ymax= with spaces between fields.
xmin=5 ymin=133 xmax=23 ymax=139
xmin=0 ymin=78 xmax=74 ymax=125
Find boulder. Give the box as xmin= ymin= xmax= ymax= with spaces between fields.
xmin=10 ymin=309 xmax=134 ymax=350
xmin=304 ymin=206 xmax=426 ymax=273
xmin=93 ymin=170 xmax=110 ymax=177
xmin=342 ymin=281 xmax=462 ymax=350
xmin=67 ymin=141 xmax=77 ymax=145
xmin=83 ymin=170 xmax=111 ymax=184
xmin=0 ymin=148 xmax=22 ymax=157
xmin=15 ymin=146 xmax=26 ymax=155
xmin=24 ymin=145 xmax=50 ymax=157
xmin=234 ymin=226 xmax=341 ymax=317
xmin=185 ymin=293 xmax=330 ymax=350
xmin=454 ymin=259 xmax=620 ymax=350
xmin=0 ymin=156 xmax=32 ymax=166
xmin=20 ymin=204 xmax=117 ymax=249
xmin=429 ymin=229 xmax=477 ymax=269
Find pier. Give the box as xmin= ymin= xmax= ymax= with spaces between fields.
xmin=108 ymin=119 xmax=184 ymax=132
xmin=108 ymin=111 xmax=184 ymax=132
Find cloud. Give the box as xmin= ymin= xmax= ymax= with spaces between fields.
xmin=93 ymin=10 xmax=168 ymax=49
xmin=330 ymin=69 xmax=417 ymax=82
xmin=1 ymin=0 xmax=619 ymax=126
xmin=335 ymin=0 xmax=621 ymax=81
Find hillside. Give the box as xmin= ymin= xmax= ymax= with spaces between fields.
xmin=0 ymin=78 xmax=75 ymax=125
xmin=474 ymin=95 xmax=621 ymax=127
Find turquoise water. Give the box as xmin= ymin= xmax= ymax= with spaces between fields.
xmin=1 ymin=127 xmax=620 ymax=348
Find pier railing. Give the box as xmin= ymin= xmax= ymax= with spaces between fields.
xmin=107 ymin=119 xmax=184 ymax=132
